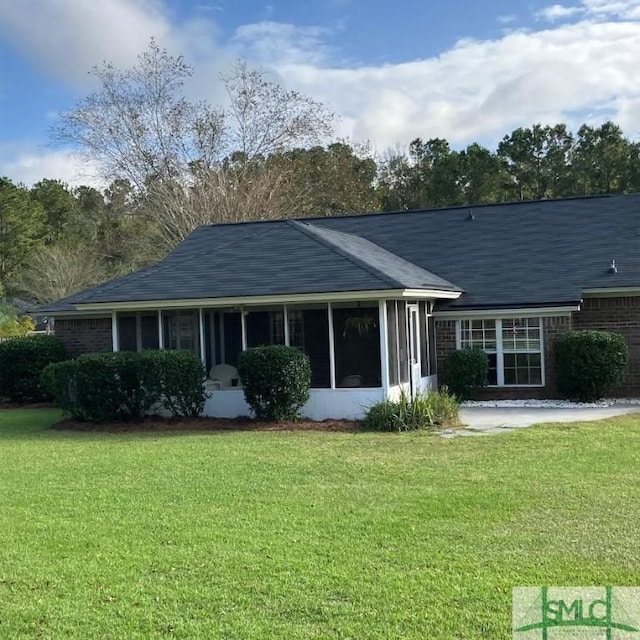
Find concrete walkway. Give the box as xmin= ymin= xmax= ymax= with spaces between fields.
xmin=440 ymin=405 xmax=640 ymax=437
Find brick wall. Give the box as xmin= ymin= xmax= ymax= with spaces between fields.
xmin=54 ymin=317 xmax=113 ymax=357
xmin=572 ymin=296 xmax=640 ymax=395
xmin=435 ymin=315 xmax=573 ymax=399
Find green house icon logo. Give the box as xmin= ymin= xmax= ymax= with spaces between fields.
xmin=513 ymin=587 xmax=640 ymax=639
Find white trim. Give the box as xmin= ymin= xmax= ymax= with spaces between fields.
xmin=328 ymin=302 xmax=336 ymax=390
xmin=283 ymin=305 xmax=290 ymax=346
xmin=378 ymin=300 xmax=389 ymax=394
xmin=495 ymin=319 xmax=505 ymax=385
xmin=435 ymin=306 xmax=578 ymax=319
xmin=72 ymin=288 xmax=461 ymax=312
xmin=240 ymin=308 xmax=247 ymax=351
xmin=111 ymin=311 xmax=119 ymax=352
xmin=198 ymin=308 xmax=206 ymax=365
xmin=582 ymin=288 xmax=640 ymax=297
xmin=158 ymin=310 xmax=164 ymax=349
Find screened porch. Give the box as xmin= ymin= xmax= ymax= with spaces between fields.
xmin=112 ymin=299 xmax=438 ymax=419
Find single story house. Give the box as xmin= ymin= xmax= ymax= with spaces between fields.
xmin=40 ymin=193 xmax=640 ymax=419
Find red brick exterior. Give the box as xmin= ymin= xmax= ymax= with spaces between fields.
xmin=572 ymin=296 xmax=640 ymax=396
xmin=54 ymin=317 xmax=113 ymax=357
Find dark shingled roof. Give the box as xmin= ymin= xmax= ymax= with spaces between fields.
xmin=39 ymin=193 xmax=640 ymax=313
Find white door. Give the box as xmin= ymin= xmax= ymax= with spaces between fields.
xmin=407 ymin=305 xmax=421 ymax=398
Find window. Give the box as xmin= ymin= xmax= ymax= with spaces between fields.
xmin=458 ymin=317 xmax=543 ymax=387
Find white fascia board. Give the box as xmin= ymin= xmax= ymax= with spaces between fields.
xmin=72 ymin=288 xmax=462 ymax=312
xmin=582 ymin=287 xmax=640 ymax=297
xmin=433 ymin=305 xmax=579 ymax=319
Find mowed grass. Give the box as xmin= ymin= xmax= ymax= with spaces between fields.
xmin=1 ymin=410 xmax=640 ymax=639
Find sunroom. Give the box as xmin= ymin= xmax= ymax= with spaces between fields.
xmin=108 ymin=293 xmax=452 ymax=420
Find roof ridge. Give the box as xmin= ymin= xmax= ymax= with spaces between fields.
xmin=288 ymin=220 xmax=404 ymax=289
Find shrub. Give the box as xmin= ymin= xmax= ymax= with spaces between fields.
xmin=42 ymin=350 xmax=206 ymax=422
xmin=363 ymin=389 xmax=460 ymax=432
xmin=444 ymin=349 xmax=488 ymax=399
xmin=555 ymin=330 xmax=628 ymax=401
xmin=237 ymin=345 xmax=311 ymax=421
xmin=143 ymin=350 xmax=206 ymax=418
xmin=0 ymin=334 xmax=67 ymax=402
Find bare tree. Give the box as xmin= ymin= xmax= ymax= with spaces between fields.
xmin=53 ymin=40 xmax=334 ymax=252
xmin=14 ymin=246 xmax=110 ymax=303
xmin=53 ymin=39 xmax=227 ymax=191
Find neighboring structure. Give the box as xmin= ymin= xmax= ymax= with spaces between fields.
xmin=40 ymin=194 xmax=640 ymax=418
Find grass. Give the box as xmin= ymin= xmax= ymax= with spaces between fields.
xmin=1 ymin=409 xmax=640 ymax=639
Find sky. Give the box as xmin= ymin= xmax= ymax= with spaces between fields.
xmin=1 ymin=0 xmax=640 ymax=186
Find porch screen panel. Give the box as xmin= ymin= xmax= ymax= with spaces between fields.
xmin=332 ymin=305 xmax=381 ymax=388
xmin=140 ymin=314 xmax=159 ymax=350
xmin=288 ymin=306 xmax=330 ymax=388
xmin=163 ymin=310 xmax=200 ymax=356
xmin=118 ymin=315 xmax=137 ymax=352
xmin=419 ymin=301 xmax=429 ymax=375
xmin=397 ymin=302 xmax=409 ymax=383
xmin=386 ymin=302 xmax=399 ymax=385
xmin=223 ymin=312 xmax=242 ymax=367
xmin=246 ymin=309 xmax=285 ymax=348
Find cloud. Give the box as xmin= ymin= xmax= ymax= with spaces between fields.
xmin=537 ymin=4 xmax=583 ymax=21
xmin=0 ymin=147 xmax=103 ymax=188
xmin=3 ymin=0 xmax=640 ymax=185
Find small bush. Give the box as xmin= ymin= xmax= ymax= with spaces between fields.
xmin=143 ymin=350 xmax=206 ymax=418
xmin=238 ymin=345 xmax=311 ymax=421
xmin=363 ymin=389 xmax=460 ymax=432
xmin=555 ymin=330 xmax=628 ymax=401
xmin=444 ymin=349 xmax=488 ymax=399
xmin=0 ymin=334 xmax=67 ymax=402
xmin=42 ymin=350 xmax=206 ymax=422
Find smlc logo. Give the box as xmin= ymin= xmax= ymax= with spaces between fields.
xmin=513 ymin=587 xmax=640 ymax=639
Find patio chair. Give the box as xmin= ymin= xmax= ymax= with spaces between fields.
xmin=208 ymin=364 xmax=240 ymax=389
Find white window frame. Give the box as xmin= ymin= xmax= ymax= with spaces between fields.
xmin=456 ymin=317 xmax=545 ymax=387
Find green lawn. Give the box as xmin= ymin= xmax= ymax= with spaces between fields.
xmin=1 ymin=410 xmax=639 ymax=639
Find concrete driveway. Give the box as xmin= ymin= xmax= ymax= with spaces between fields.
xmin=443 ymin=405 xmax=640 ymax=437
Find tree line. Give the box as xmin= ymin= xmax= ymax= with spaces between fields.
xmin=2 ymin=40 xmax=640 ymax=306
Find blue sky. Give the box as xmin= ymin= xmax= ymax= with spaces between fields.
xmin=1 ymin=0 xmax=640 ymax=185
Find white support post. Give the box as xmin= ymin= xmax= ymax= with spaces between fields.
xmin=198 ymin=308 xmax=206 ymax=366
xmin=283 ymin=305 xmax=289 ymax=346
xmin=111 ymin=310 xmax=119 ymax=352
xmin=219 ymin=312 xmax=226 ymax=363
xmin=135 ymin=313 xmax=142 ymax=352
xmin=158 ymin=310 xmax=164 ymax=349
xmin=379 ymin=300 xmax=389 ymax=397
xmin=240 ymin=308 xmax=247 ymax=351
xmin=328 ymin=302 xmax=336 ymax=389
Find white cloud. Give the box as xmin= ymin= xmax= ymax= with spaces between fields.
xmin=0 ymin=147 xmax=103 ymax=188
xmin=537 ymin=4 xmax=583 ymax=21
xmin=3 ymin=0 xmax=640 ymax=184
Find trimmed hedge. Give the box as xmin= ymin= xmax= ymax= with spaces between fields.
xmin=0 ymin=334 xmax=67 ymax=402
xmin=444 ymin=348 xmax=488 ymax=399
xmin=554 ymin=330 xmax=628 ymax=401
xmin=237 ymin=345 xmax=311 ymax=421
xmin=42 ymin=350 xmax=206 ymax=422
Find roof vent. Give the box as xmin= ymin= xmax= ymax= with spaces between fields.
xmin=467 ymin=210 xmax=475 ymax=221
xmin=608 ymin=259 xmax=618 ymax=274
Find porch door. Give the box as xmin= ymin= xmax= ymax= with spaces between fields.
xmin=407 ymin=304 xmax=421 ymax=398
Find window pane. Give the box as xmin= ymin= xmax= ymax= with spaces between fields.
xmin=460 ymin=319 xmax=496 ymax=351
xmin=503 ymin=352 xmax=542 ymax=385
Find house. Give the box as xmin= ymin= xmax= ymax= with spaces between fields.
xmin=39 ymin=193 xmax=640 ymax=419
